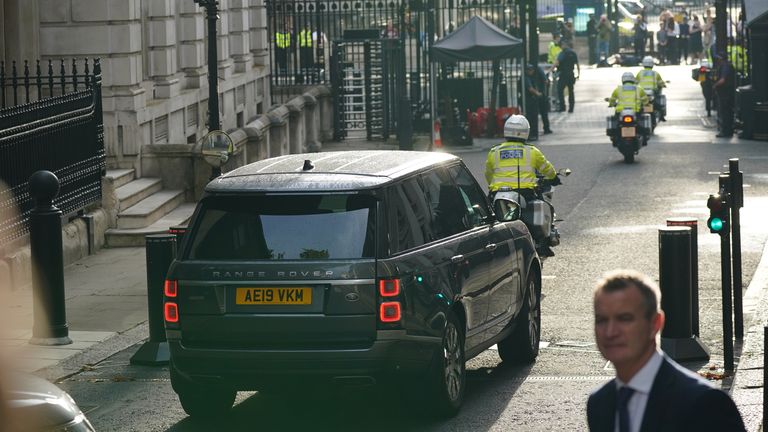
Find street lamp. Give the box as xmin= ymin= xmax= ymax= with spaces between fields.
xmin=194 ymin=0 xmax=225 ymax=178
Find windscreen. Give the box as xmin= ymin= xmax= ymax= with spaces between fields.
xmin=187 ymin=194 xmax=377 ymax=260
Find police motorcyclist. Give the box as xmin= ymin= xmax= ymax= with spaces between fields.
xmin=635 ymin=56 xmax=666 ymax=121
xmin=609 ymin=72 xmax=650 ymax=113
xmin=486 ymin=116 xmax=559 ymax=257
xmin=608 ymin=72 xmax=649 ymax=142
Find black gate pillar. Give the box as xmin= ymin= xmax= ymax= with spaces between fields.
xmin=659 ymin=226 xmax=709 ymax=361
xmin=28 ymin=171 xmax=72 ymax=346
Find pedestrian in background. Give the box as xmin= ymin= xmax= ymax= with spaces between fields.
xmin=554 ymin=40 xmax=579 ymax=113
xmin=665 ymin=17 xmax=679 ymax=65
xmin=713 ymin=52 xmax=735 ymax=138
xmin=524 ymin=64 xmax=553 ymax=140
xmin=633 ymin=16 xmax=647 ymax=60
xmin=689 ymin=15 xmax=703 ymax=63
xmin=679 ymin=15 xmax=690 ymax=64
xmin=588 ymin=14 xmax=599 ymax=65
xmin=564 ymin=19 xmax=575 ymax=44
xmin=597 ymin=15 xmax=612 ymax=62
xmin=586 ymin=270 xmax=746 ymax=432
xmin=656 ymin=22 xmax=668 ymax=64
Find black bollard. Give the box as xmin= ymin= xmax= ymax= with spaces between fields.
xmin=28 ymin=171 xmax=72 ymax=346
xmin=658 ymin=226 xmax=710 ymax=361
xmin=130 ymin=234 xmax=176 ymax=365
xmin=666 ymin=217 xmax=700 ymax=337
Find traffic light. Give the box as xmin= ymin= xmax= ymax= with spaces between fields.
xmin=706 ymin=193 xmax=729 ymax=235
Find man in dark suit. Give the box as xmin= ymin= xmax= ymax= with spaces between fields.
xmin=587 ymin=270 xmax=745 ymax=432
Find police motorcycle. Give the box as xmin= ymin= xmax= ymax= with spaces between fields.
xmin=492 ymin=168 xmax=571 ymax=260
xmin=637 ymin=56 xmax=667 ymax=132
xmin=605 ymin=73 xmax=652 ymax=164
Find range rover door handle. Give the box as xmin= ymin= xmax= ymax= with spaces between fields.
xmin=485 ymin=243 xmax=497 ymax=252
xmin=451 ymin=255 xmax=465 ymax=264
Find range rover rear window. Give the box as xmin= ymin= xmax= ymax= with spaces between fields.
xmin=187 ymin=194 xmax=377 ymax=260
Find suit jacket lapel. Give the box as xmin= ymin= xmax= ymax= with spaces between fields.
xmin=640 ymin=357 xmax=675 ymax=432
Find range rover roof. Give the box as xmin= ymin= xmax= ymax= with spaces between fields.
xmin=206 ymin=150 xmax=460 ymax=192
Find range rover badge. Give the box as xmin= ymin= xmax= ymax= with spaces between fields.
xmin=345 ymin=292 xmax=360 ymax=302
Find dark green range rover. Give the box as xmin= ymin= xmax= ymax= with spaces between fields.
xmin=164 ymin=150 xmax=542 ymax=418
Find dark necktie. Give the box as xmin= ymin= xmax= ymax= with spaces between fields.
xmin=617 ymin=386 xmax=635 ymax=432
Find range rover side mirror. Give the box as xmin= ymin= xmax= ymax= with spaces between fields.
xmin=494 ymin=199 xmax=520 ymax=222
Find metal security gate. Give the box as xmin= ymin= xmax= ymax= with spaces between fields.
xmin=332 ymin=38 xmax=403 ymax=140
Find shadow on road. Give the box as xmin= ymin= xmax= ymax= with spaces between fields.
xmin=164 ymin=360 xmax=532 ymax=432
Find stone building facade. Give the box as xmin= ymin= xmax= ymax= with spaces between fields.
xmin=1 ymin=0 xmax=272 ymax=171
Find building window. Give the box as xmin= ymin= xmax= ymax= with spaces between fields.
xmin=155 ymin=115 xmax=169 ymax=143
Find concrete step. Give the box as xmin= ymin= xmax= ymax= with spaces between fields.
xmin=105 ymin=169 xmax=136 ymax=190
xmin=105 ymin=203 xmax=197 ymax=247
xmin=115 ymin=178 xmax=163 ymax=212
xmin=116 ymin=189 xmax=186 ymax=229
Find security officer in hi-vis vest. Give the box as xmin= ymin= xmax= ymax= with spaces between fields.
xmin=275 ymin=26 xmax=292 ymax=75
xmin=298 ymin=24 xmax=314 ymax=80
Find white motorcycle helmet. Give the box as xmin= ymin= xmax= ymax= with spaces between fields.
xmin=642 ymin=56 xmax=655 ymax=68
xmin=503 ymin=114 xmax=530 ymax=142
xmin=621 ymin=72 xmax=636 ymax=84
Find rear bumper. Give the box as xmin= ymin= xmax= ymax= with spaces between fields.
xmin=168 ymin=330 xmax=440 ymax=389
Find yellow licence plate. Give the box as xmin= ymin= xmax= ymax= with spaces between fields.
xmin=236 ymin=287 xmax=312 ymax=305
xmin=643 ymin=105 xmax=653 ymax=113
xmin=621 ymin=127 xmax=636 ymax=138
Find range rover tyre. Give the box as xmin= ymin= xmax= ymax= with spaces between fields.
xmin=498 ymin=273 xmax=541 ymax=364
xmin=171 ymin=362 xmax=236 ymax=419
xmin=429 ymin=311 xmax=466 ymax=417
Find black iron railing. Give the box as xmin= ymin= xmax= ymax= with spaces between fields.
xmin=0 ymin=59 xmax=105 ymax=246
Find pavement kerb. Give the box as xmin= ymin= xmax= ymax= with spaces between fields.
xmin=730 ymin=235 xmax=768 ymax=432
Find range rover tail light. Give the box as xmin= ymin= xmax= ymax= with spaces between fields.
xmin=379 ymin=302 xmax=401 ymax=323
xmin=377 ymin=278 xmax=402 ymax=324
xmin=164 ymin=280 xmax=178 ymax=297
xmin=164 ymin=302 xmax=179 ymax=323
xmin=379 ymin=279 xmax=400 ymax=297
xmin=164 ymin=280 xmax=179 ymax=325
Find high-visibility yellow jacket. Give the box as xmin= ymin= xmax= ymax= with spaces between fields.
xmin=299 ymin=29 xmax=313 ymax=48
xmin=635 ymin=68 xmax=665 ymax=94
xmin=608 ymin=84 xmax=649 ymax=112
xmin=728 ymin=45 xmax=747 ymax=74
xmin=276 ymin=32 xmax=291 ymax=49
xmin=548 ymin=42 xmax=562 ymax=64
xmin=485 ymin=141 xmax=557 ymax=191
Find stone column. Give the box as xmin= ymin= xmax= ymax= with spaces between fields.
xmin=216 ymin=0 xmax=234 ymax=80
xmin=249 ymin=0 xmax=269 ymax=67
xmin=148 ymin=0 xmax=181 ymax=98
xmin=228 ymin=0 xmax=253 ymax=73
xmin=2 ymin=0 xmax=40 ymax=63
xmin=178 ymin=2 xmax=206 ymax=89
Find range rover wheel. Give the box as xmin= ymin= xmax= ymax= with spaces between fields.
xmin=171 ymin=362 xmax=236 ymax=419
xmin=429 ymin=311 xmax=466 ymax=417
xmin=498 ymin=274 xmax=541 ymax=364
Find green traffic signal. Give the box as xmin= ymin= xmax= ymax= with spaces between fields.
xmin=708 ymin=217 xmax=724 ymax=232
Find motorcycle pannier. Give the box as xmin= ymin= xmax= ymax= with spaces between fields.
xmin=529 ymin=200 xmax=552 ymax=239
xmin=606 ymin=116 xmax=617 ymax=135
xmin=640 ymin=113 xmax=652 ymax=133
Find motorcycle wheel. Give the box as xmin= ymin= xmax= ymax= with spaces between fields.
xmin=623 ymin=150 xmax=635 ymax=164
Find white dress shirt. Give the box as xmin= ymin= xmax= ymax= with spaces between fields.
xmin=614 ymin=350 xmax=664 ymax=432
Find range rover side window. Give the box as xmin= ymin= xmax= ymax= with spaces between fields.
xmin=448 ymin=164 xmax=490 ymax=229
xmin=389 ymin=179 xmax=430 ymax=253
xmin=420 ymin=167 xmax=467 ymax=239
xmin=187 ymin=194 xmax=376 ymax=260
